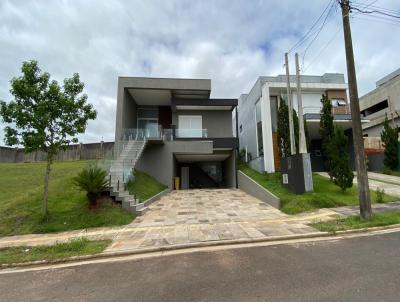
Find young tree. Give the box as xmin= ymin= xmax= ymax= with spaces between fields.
xmin=327 ymin=126 xmax=354 ymax=192
xmin=0 ymin=60 xmax=97 ymax=218
xmin=319 ymin=94 xmax=334 ymax=179
xmin=277 ymin=98 xmax=309 ymax=156
xmin=277 ymin=98 xmax=290 ymax=158
xmin=293 ymin=108 xmax=299 ymax=153
xmin=381 ymin=116 xmax=399 ymax=170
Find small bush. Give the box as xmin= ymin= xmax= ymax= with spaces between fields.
xmin=375 ymin=188 xmax=385 ymax=203
xmin=383 ymin=166 xmax=392 ymax=175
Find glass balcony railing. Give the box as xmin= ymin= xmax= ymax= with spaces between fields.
xmin=175 ymin=129 xmax=208 ymax=138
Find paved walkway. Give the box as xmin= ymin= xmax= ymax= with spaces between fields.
xmin=318 ymin=172 xmax=400 ymax=197
xmin=1 ymin=189 xmax=400 ymax=254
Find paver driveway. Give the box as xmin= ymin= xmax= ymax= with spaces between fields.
xmin=107 ymin=189 xmax=317 ymax=252
xmin=132 ymin=189 xmax=286 ymax=227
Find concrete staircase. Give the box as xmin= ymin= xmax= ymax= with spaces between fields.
xmin=108 ymin=140 xmax=147 ymax=214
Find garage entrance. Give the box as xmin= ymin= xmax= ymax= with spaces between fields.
xmin=174 ymin=151 xmax=236 ymax=189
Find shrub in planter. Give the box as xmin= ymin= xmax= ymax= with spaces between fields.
xmin=73 ymin=166 xmax=109 ymax=208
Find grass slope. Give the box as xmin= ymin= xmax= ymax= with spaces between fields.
xmin=0 ymin=238 xmax=110 ymax=265
xmin=311 ymin=212 xmax=400 ymax=232
xmin=0 ymin=161 xmax=134 ymax=236
xmin=239 ymin=163 xmax=397 ymax=214
xmin=127 ymin=169 xmax=167 ymax=202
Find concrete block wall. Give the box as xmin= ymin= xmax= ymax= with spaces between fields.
xmin=0 ymin=142 xmax=114 ymax=163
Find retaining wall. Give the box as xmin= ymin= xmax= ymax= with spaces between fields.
xmin=237 ymin=170 xmax=281 ymax=209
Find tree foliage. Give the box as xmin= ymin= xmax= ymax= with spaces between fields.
xmin=381 ymin=116 xmax=399 ymax=170
xmin=277 ymin=98 xmax=290 ymax=158
xmin=277 ymin=97 xmax=309 ymax=157
xmin=319 ymin=94 xmax=335 ymax=177
xmin=326 ymin=126 xmax=354 ymax=192
xmin=0 ymin=60 xmax=97 ymax=217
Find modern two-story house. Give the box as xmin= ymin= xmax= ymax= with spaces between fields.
xmin=111 ymin=77 xmax=238 ymax=204
xmin=360 ymin=67 xmax=400 ymax=137
xmin=237 ymin=73 xmax=356 ymax=173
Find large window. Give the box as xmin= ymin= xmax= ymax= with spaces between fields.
xmin=137 ymin=107 xmax=159 ymax=138
xmin=177 ymin=115 xmax=204 ymax=138
xmin=255 ymin=100 xmax=263 ymax=156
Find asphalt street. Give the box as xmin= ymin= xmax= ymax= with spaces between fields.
xmin=1 ymin=231 xmax=400 ymax=302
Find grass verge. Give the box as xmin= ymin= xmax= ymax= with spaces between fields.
xmin=0 ymin=238 xmax=110 ymax=265
xmin=127 ymin=169 xmax=167 ymax=202
xmin=239 ymin=163 xmax=398 ymax=214
xmin=310 ymin=212 xmax=400 ymax=233
xmin=0 ymin=161 xmax=135 ymax=237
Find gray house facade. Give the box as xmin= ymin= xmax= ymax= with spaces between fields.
xmin=114 ymin=77 xmax=238 ymax=190
xmin=360 ymin=67 xmax=400 ymax=137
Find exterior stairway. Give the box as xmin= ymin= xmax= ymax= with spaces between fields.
xmin=108 ymin=139 xmax=147 ymax=214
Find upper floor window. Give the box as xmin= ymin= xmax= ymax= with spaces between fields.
xmin=177 ymin=115 xmax=204 ymax=138
xmin=331 ymin=99 xmax=346 ymax=107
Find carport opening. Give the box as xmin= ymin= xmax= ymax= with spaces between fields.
xmin=174 ymin=151 xmax=235 ymax=189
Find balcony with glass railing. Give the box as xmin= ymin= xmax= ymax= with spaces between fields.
xmin=175 ymin=128 xmax=208 ymax=138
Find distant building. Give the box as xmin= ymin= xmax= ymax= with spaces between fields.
xmin=360 ymin=68 xmax=400 ymax=137
xmin=237 ymin=73 xmax=359 ymax=173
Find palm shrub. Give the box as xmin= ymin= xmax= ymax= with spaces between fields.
xmin=73 ymin=165 xmax=109 ymax=207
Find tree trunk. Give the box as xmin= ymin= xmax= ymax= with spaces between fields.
xmin=43 ymin=156 xmax=52 ymax=219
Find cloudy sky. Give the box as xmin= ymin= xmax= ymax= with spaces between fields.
xmin=0 ymin=0 xmax=399 ymax=145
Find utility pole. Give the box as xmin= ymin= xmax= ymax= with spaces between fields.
xmin=340 ymin=0 xmax=372 ymax=219
xmin=295 ymin=53 xmax=307 ymax=154
xmin=284 ymin=53 xmax=296 ymax=155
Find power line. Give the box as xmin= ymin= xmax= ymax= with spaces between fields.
xmin=350 ymin=2 xmax=400 ymax=15
xmin=287 ymin=0 xmax=334 ymax=54
xmin=350 ymin=4 xmax=400 ymax=19
xmin=302 ymin=28 xmax=341 ymax=72
xmin=300 ymin=0 xmax=379 ymax=72
xmin=301 ymin=1 xmax=337 ymax=69
xmin=352 ymin=14 xmax=400 ymax=27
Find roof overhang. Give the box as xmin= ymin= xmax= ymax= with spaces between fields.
xmin=172 ymin=99 xmax=237 ymax=111
xmin=119 ymin=77 xmax=211 ymax=106
xmin=304 ymin=113 xmax=369 ymax=139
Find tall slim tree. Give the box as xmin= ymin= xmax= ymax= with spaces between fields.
xmin=277 ymin=98 xmax=290 ymax=158
xmin=381 ymin=116 xmax=399 ymax=170
xmin=327 ymin=126 xmax=354 ymax=192
xmin=0 ymin=60 xmax=97 ymax=218
xmin=320 ymin=94 xmax=334 ymax=178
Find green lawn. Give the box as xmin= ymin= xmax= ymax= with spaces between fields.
xmin=0 ymin=238 xmax=110 ymax=265
xmin=0 ymin=161 xmax=134 ymax=237
xmin=239 ymin=163 xmax=398 ymax=214
xmin=311 ymin=212 xmax=400 ymax=233
xmin=380 ymin=170 xmax=400 ymax=177
xmin=127 ymin=169 xmax=167 ymax=202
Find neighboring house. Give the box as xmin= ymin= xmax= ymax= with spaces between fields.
xmin=360 ymin=67 xmax=400 ymax=137
xmin=113 ymin=77 xmax=238 ymax=193
xmin=237 ymin=73 xmax=356 ymax=173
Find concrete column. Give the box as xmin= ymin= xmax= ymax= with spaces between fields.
xmin=261 ymin=83 xmax=275 ymax=173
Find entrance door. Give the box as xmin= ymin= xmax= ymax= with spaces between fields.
xmin=138 ymin=119 xmax=159 ymax=138
xmin=181 ymin=167 xmax=189 ymax=190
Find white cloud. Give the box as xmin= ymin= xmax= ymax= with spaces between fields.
xmin=0 ymin=0 xmax=399 ymax=144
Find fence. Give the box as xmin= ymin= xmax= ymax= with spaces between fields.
xmin=0 ymin=142 xmax=115 ymax=163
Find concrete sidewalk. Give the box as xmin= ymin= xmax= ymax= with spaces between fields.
xmin=1 ymin=189 xmax=400 ymax=254
xmin=319 ymin=171 xmax=400 ymax=197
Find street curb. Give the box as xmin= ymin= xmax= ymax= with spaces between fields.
xmin=3 ymin=223 xmax=400 ymax=269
